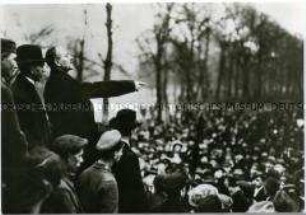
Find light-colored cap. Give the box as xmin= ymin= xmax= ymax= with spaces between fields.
xmin=96 ymin=130 xmax=122 ymax=152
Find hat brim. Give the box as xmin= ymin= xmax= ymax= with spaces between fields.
xmin=112 ymin=118 xmax=138 ymax=129
xmin=16 ymin=58 xmax=45 ymax=64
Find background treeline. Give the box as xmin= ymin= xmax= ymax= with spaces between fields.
xmin=136 ymin=3 xmax=303 ymax=118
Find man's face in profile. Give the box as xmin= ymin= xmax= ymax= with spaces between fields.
xmin=55 ymin=47 xmax=73 ymax=71
xmin=30 ymin=64 xmax=45 ymax=82
xmin=1 ymin=53 xmax=19 ymax=84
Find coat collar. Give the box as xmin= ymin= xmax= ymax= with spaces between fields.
xmin=94 ymin=160 xmax=112 ymax=171
xmin=50 ymin=66 xmax=74 ymax=80
xmin=25 ymin=76 xmax=35 ymax=86
xmin=121 ymin=137 xmax=130 ymax=147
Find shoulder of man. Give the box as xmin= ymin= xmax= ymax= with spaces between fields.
xmin=122 ymin=144 xmax=139 ymax=159
xmin=1 ymin=83 xmax=12 ymax=102
xmin=12 ymin=76 xmax=36 ymax=103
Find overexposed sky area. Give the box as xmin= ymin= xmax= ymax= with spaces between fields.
xmin=0 ymin=2 xmax=305 ymax=78
xmin=253 ymin=2 xmax=305 ymax=38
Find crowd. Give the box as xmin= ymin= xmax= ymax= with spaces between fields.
xmin=1 ymin=37 xmax=304 ymax=213
xmin=133 ymin=108 xmax=304 ymax=212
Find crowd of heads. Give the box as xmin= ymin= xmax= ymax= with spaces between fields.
xmin=1 ymin=37 xmax=305 ymax=213
xmin=132 ymin=108 xmax=304 ymax=212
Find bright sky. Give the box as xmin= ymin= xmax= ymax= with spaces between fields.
xmin=1 ymin=2 xmax=304 ymax=75
xmin=252 ymin=2 xmax=306 ymax=38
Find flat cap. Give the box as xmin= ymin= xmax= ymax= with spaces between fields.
xmin=96 ymin=130 xmax=122 ymax=152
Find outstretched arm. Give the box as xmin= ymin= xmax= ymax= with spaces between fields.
xmin=81 ymin=80 xmax=138 ymax=99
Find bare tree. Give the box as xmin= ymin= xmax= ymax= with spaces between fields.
xmin=137 ymin=3 xmax=303 ymax=107
xmin=137 ymin=3 xmax=174 ymax=123
xmin=69 ymin=9 xmax=88 ymax=82
xmin=102 ymin=3 xmax=113 ymax=123
xmin=24 ymin=25 xmax=54 ymax=47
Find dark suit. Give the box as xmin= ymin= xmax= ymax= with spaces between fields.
xmin=112 ymin=142 xmax=147 ymax=213
xmin=12 ymin=74 xmax=52 ymax=149
xmin=44 ymin=67 xmax=136 ymax=143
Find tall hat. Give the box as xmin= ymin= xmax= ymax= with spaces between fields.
xmin=16 ymin=44 xmax=44 ymax=64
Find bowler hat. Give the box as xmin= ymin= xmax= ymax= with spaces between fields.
xmin=16 ymin=44 xmax=45 ymax=64
xmin=96 ymin=130 xmax=122 ymax=152
xmin=154 ymin=172 xmax=187 ymax=193
xmin=110 ymin=109 xmax=138 ymax=130
xmin=1 ymin=38 xmax=16 ymax=54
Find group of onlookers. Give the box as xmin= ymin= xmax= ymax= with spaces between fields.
xmin=131 ymin=108 xmax=304 ymax=212
xmin=1 ymin=38 xmax=146 ymax=213
xmin=1 ymin=37 xmax=304 ymax=213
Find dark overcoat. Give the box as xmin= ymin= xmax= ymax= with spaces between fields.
xmin=1 ymin=83 xmax=28 ymax=213
xmin=43 ymin=67 xmax=136 ymax=143
xmin=12 ymin=74 xmax=52 ymax=148
xmin=112 ymin=142 xmax=147 ymax=213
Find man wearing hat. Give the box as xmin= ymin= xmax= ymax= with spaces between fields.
xmin=1 ymin=39 xmax=29 ymax=213
xmin=188 ymin=184 xmax=224 ymax=212
xmin=12 ymin=44 xmax=52 ymax=148
xmin=78 ymin=130 xmax=124 ymax=213
xmin=110 ymin=109 xmax=147 ymax=212
xmin=1 ymin=38 xmax=19 ymax=86
xmin=40 ymin=135 xmax=87 ymax=213
xmin=44 ymin=46 xmax=145 ymax=145
xmin=151 ymin=172 xmax=188 ymax=212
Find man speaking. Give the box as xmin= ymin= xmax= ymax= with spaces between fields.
xmin=44 ymin=47 xmax=145 ymax=166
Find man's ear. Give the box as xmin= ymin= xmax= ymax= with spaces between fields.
xmin=54 ymin=57 xmax=61 ymax=67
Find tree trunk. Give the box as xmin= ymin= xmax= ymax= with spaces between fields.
xmin=202 ymin=31 xmax=210 ymax=100
xmin=227 ymin=47 xmax=234 ymax=99
xmin=256 ymin=50 xmax=263 ymax=100
xmin=155 ymin=35 xmax=163 ymax=123
xmin=162 ymin=66 xmax=169 ymax=124
xmin=196 ymin=41 xmax=203 ymax=102
xmin=186 ymin=39 xmax=194 ymax=103
xmin=216 ymin=43 xmax=226 ymax=101
xmin=102 ymin=3 xmax=113 ymax=123
xmin=242 ymin=55 xmax=250 ymax=100
xmin=76 ymin=39 xmax=84 ymax=82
